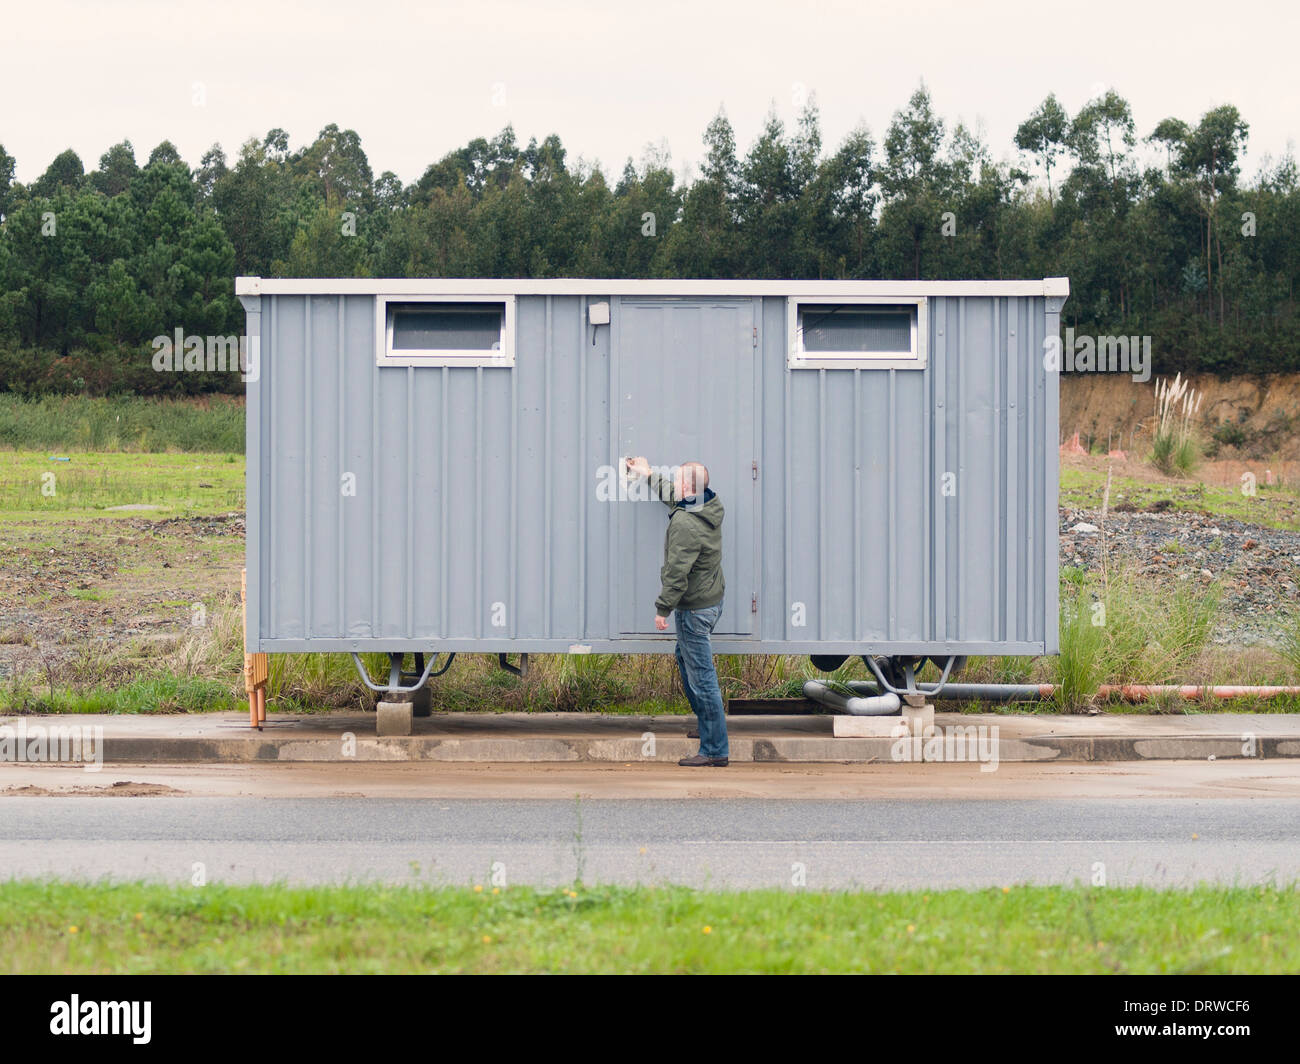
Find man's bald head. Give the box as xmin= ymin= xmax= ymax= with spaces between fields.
xmin=676 ymin=461 xmax=709 ymax=500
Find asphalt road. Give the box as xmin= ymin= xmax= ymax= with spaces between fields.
xmin=2 ymin=795 xmax=1298 ymax=889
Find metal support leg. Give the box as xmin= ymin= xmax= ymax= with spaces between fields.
xmin=352 ymin=652 xmax=454 ymax=734
xmin=351 ymin=652 xmax=448 ymax=695
xmin=497 ymin=653 xmax=529 ymax=677
xmin=864 ymin=654 xmax=957 ymax=698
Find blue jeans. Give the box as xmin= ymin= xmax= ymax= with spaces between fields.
xmin=673 ymin=596 xmax=727 ymax=758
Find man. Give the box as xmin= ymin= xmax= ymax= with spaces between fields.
xmin=624 ymin=457 xmax=728 ymax=767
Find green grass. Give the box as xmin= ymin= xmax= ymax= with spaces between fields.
xmin=1060 ymin=466 xmax=1300 ymax=531
xmin=0 ymin=394 xmax=245 ymax=453
xmin=1174 ymin=436 xmax=1201 ymax=476
xmin=1149 ymin=431 xmax=1177 ymax=474
xmin=1150 ymin=431 xmax=1200 ymax=476
xmin=1 ymin=880 xmax=1295 ymax=974
xmin=0 ymin=450 xmax=243 ymax=516
xmin=2 ymin=675 xmax=239 ymax=715
xmin=1053 ymin=564 xmax=1222 ymax=710
xmin=7 ymin=576 xmax=1297 ymax=716
xmin=1279 ymin=609 xmax=1300 ymax=681
xmin=1055 ymin=576 xmax=1109 ymax=710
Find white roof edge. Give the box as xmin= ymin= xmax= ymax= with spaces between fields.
xmin=235 ymin=276 xmax=1068 ymax=297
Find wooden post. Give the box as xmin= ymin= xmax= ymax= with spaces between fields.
xmin=241 ymin=569 xmax=269 ymax=729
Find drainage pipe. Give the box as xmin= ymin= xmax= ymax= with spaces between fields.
xmin=847 ymin=680 xmax=1053 ymax=702
xmin=803 ymin=680 xmax=901 ymax=715
xmin=1096 ymin=684 xmax=1300 ymax=702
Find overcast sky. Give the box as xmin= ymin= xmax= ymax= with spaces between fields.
xmin=4 ymin=0 xmax=1297 ymax=186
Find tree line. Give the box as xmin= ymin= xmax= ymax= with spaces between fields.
xmin=1 ymin=84 xmax=1297 ymax=395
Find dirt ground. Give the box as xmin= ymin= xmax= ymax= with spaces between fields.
xmin=1 ymin=780 xmax=183 ymax=797
xmin=1061 ymin=371 xmax=1300 ymax=463
xmin=0 ymin=513 xmax=244 ymax=680
xmin=1062 ymin=451 xmax=1300 ymax=501
xmin=2 ymin=760 xmax=1297 ymax=799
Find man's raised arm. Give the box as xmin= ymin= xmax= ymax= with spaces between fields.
xmin=624 ymin=456 xmax=677 ymax=507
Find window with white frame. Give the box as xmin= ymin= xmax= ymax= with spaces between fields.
xmin=377 ymin=295 xmax=516 ymax=366
xmin=787 ymin=297 xmax=926 ymax=369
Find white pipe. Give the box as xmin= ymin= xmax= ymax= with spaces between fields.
xmin=802 ymin=680 xmax=902 ymax=716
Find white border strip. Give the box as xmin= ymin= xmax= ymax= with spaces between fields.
xmin=237 ymin=276 xmax=1070 ymax=298
xmin=376 ymin=294 xmax=517 ymax=367
xmin=786 ymin=295 xmax=928 ymax=370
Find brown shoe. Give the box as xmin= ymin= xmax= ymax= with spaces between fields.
xmin=678 ymin=753 xmax=728 ymax=767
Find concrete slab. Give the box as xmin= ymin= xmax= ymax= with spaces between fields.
xmin=2 ymin=710 xmax=1300 ymax=764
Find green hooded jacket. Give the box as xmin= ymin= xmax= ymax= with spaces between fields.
xmin=646 ymin=471 xmax=725 ymax=615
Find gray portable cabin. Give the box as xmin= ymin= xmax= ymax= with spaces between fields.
xmin=236 ymin=276 xmax=1069 ymax=695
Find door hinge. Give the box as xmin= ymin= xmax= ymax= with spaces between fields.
xmin=751 ymin=593 xmax=758 ymax=613
xmin=752 ymin=460 xmax=758 ymax=480
xmin=752 ymin=326 xmax=758 ymax=347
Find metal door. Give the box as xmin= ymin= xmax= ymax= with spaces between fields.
xmin=613 ymin=297 xmax=758 ymax=637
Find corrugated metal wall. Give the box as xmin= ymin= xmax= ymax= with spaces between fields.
xmin=760 ymin=295 xmax=1055 ymax=653
xmin=244 ymin=289 xmax=1058 ymax=655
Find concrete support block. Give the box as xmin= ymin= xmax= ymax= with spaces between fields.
xmin=903 ymin=701 xmax=935 ymax=739
xmin=832 ymin=715 xmax=905 ymax=738
xmin=411 ymin=686 xmax=432 ymax=718
xmin=392 ymin=675 xmax=433 ymax=717
xmin=376 ymin=700 xmax=414 ymax=736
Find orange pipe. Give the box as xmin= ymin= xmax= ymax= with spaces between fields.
xmin=1096 ymin=684 xmax=1300 ymax=701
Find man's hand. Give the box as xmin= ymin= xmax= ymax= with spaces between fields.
xmin=625 ymin=456 xmax=650 ymax=478
xmin=654 ymin=614 xmax=669 ymax=631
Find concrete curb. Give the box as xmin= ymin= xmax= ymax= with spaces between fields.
xmin=86 ymin=735 xmax=1297 ymax=764
xmin=2 ymin=712 xmax=1295 ymax=765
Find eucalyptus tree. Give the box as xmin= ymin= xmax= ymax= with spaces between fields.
xmin=1175 ymin=105 xmax=1249 ymax=323
xmin=1014 ymin=93 xmax=1069 ymax=205
xmin=878 ymin=84 xmax=958 ymax=279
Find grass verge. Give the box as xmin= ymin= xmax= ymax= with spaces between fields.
xmin=0 ymin=450 xmax=243 ymax=516
xmin=7 ymin=590 xmax=1300 ymax=715
xmin=1060 ymin=464 xmax=1299 ymax=531
xmin=0 ymin=395 xmax=245 ymax=454
xmin=1 ymin=880 xmax=1295 ymax=974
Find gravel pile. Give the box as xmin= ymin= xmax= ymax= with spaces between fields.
xmin=1059 ymin=507 xmax=1300 ymax=645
